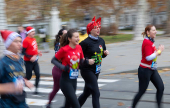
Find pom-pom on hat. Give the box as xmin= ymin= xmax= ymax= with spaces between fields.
xmin=0 ymin=30 xmax=21 ymax=48
xmin=26 ymin=26 xmax=35 ymax=34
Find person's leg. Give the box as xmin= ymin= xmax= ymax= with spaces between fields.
xmin=63 ymin=98 xmax=71 ymax=108
xmin=25 ymin=61 xmax=33 ymax=80
xmin=33 ymin=61 xmax=40 ymax=93
xmin=78 ymin=70 xmax=100 ymax=108
xmin=78 ymin=70 xmax=92 ymax=106
xmin=150 ymin=70 xmax=164 ymax=108
xmin=60 ymin=73 xmax=80 ymax=108
xmin=78 ymin=84 xmax=91 ymax=106
xmin=89 ymin=73 xmax=100 ymax=108
xmin=48 ymin=66 xmax=62 ymax=104
xmin=132 ymin=67 xmax=152 ymax=108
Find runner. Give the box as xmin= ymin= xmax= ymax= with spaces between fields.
xmin=78 ymin=16 xmax=109 ymax=108
xmin=46 ymin=29 xmax=67 ymax=108
xmin=130 ymin=25 xmax=164 ymax=108
xmin=0 ymin=30 xmax=34 ymax=108
xmin=22 ymin=26 xmax=42 ymax=94
xmin=51 ymin=29 xmax=95 ymax=108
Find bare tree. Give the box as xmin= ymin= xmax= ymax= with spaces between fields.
xmin=165 ymin=0 xmax=170 ymax=34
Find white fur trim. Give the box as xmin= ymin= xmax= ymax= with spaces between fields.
xmin=27 ymin=29 xmax=35 ymax=34
xmin=3 ymin=50 xmax=20 ymax=56
xmin=5 ymin=32 xmax=21 ymax=48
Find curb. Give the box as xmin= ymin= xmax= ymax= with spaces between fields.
xmin=37 ymin=66 xmax=170 ymax=77
xmin=100 ymin=66 xmax=170 ymax=75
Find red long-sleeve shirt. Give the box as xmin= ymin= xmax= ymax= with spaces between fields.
xmin=140 ymin=38 xmax=157 ymax=69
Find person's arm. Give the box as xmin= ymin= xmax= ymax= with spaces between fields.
xmin=22 ymin=39 xmax=33 ymax=58
xmin=0 ymin=83 xmax=23 ymax=94
xmin=102 ymin=39 xmax=108 ymax=58
xmin=79 ymin=46 xmax=95 ymax=66
xmin=145 ymin=44 xmax=164 ymax=61
xmin=0 ymin=61 xmax=23 ymax=94
xmin=22 ymin=48 xmax=33 ymax=58
xmin=80 ymin=58 xmax=89 ymax=66
xmin=51 ymin=57 xmax=65 ymax=70
xmin=52 ymin=48 xmax=69 ymax=72
xmin=23 ymin=78 xmax=34 ymax=89
xmin=51 ymin=57 xmax=69 ymax=72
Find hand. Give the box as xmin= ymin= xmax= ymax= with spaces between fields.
xmin=24 ymin=79 xmax=34 ymax=89
xmin=64 ymin=65 xmax=70 ymax=72
xmin=104 ymin=50 xmax=109 ymax=55
xmin=89 ymin=59 xmax=95 ymax=65
xmin=38 ymin=51 xmax=42 ymax=56
xmin=158 ymin=45 xmax=164 ymax=52
xmin=14 ymin=82 xmax=23 ymax=94
xmin=30 ymin=55 xmax=37 ymax=62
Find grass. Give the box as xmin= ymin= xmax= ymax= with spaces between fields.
xmin=156 ymin=34 xmax=163 ymax=36
xmin=35 ymin=33 xmax=164 ymax=47
xmin=157 ymin=29 xmax=164 ymax=31
xmin=34 ymin=35 xmax=55 ymax=49
xmin=119 ymin=30 xmax=133 ymax=32
xmin=34 ymin=36 xmax=42 ymax=43
xmin=101 ymin=34 xmax=133 ymax=44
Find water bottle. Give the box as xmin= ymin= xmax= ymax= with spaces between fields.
xmin=35 ymin=55 xmax=39 ymax=62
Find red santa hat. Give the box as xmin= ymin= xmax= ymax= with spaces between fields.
xmin=0 ymin=30 xmax=21 ymax=48
xmin=86 ymin=16 xmax=101 ymax=34
xmin=26 ymin=26 xmax=35 ymax=34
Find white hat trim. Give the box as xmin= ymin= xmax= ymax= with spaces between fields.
xmin=27 ymin=28 xmax=35 ymax=34
xmin=5 ymin=32 xmax=21 ymax=48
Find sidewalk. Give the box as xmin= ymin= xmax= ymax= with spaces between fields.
xmin=38 ymin=36 xmax=170 ymax=75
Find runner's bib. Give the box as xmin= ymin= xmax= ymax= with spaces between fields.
xmin=69 ymin=69 xmax=79 ymax=79
xmin=151 ymin=61 xmax=157 ymax=70
xmin=151 ymin=57 xmax=157 ymax=70
xmin=96 ymin=64 xmax=101 ymax=74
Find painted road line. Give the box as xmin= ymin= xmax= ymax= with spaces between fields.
xmin=26 ymin=98 xmax=56 ymax=106
xmin=32 ymin=77 xmax=119 ymax=83
xmin=24 ymin=87 xmax=83 ymax=95
xmin=29 ymin=81 xmax=105 ymax=87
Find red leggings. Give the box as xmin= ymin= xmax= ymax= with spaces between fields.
xmin=48 ymin=66 xmax=62 ymax=104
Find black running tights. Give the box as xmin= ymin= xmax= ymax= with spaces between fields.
xmin=78 ymin=69 xmax=100 ymax=108
xmin=25 ymin=61 xmax=40 ymax=88
xmin=132 ymin=66 xmax=164 ymax=108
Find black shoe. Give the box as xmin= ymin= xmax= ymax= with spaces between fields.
xmin=46 ymin=104 xmax=51 ymax=108
xmin=33 ymin=91 xmax=39 ymax=95
xmin=60 ymin=107 xmax=72 ymax=108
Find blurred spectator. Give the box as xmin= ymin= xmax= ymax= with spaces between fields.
xmin=17 ymin=26 xmax=27 ymax=42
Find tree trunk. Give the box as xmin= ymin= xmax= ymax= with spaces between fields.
xmin=134 ymin=0 xmax=148 ymax=40
xmin=165 ymin=0 xmax=170 ymax=34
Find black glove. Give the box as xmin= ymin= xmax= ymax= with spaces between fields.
xmin=63 ymin=65 xmax=70 ymax=72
